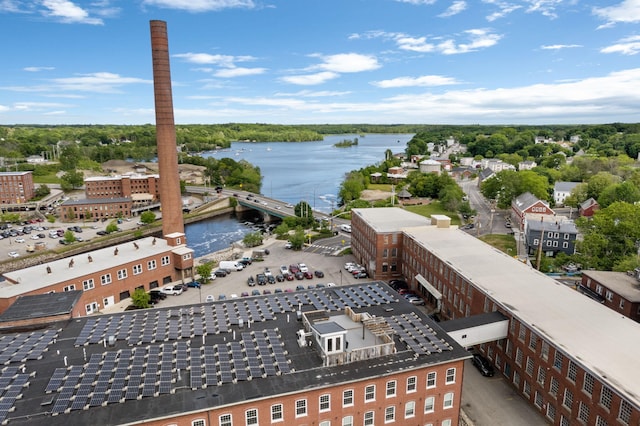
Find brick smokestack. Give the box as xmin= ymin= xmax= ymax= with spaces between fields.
xmin=150 ymin=20 xmax=184 ymax=237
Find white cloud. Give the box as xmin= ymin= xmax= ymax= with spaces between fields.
xmin=541 ymin=44 xmax=582 ymax=50
xmin=439 ymin=1 xmax=467 ymax=17
xmin=213 ymin=67 xmax=267 ymax=78
xmin=50 ymin=72 xmax=151 ymax=93
xmin=594 ymin=0 xmax=640 ymax=27
xmin=372 ymin=75 xmax=461 ymax=88
xmin=274 ymin=90 xmax=351 ymax=98
xmin=482 ymin=0 xmax=522 ymax=22
xmin=523 ymin=0 xmax=563 ymax=19
xmin=142 ymin=0 xmax=255 ymax=12
xmin=312 ymin=53 xmax=381 ymax=73
xmin=356 ymin=29 xmax=501 ymax=55
xmin=600 ymin=35 xmax=640 ymax=55
xmin=23 ymin=66 xmax=55 ymax=72
xmin=174 ymin=53 xmax=256 ymax=66
xmin=41 ymin=0 xmax=103 ymax=24
xmin=280 ymin=72 xmax=339 ymax=86
xmin=396 ymin=35 xmax=436 ymax=53
xmin=438 ymin=28 xmax=502 ymax=54
xmin=394 ymin=0 xmax=436 ymax=4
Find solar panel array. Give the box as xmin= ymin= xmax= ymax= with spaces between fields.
xmin=0 ymin=366 xmax=30 ymax=424
xmin=388 ymin=312 xmax=453 ymax=355
xmin=46 ymin=328 xmax=293 ymax=414
xmin=0 ymin=329 xmax=59 ymax=364
xmin=73 ymin=284 xmax=397 ymax=347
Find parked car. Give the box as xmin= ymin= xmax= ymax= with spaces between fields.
xmin=406 ymin=296 xmax=425 ymax=305
xmin=472 ymin=353 xmax=495 ymax=377
xmin=354 ymin=271 xmax=368 ymax=279
xmin=213 ymin=269 xmax=228 ymax=277
xmin=389 ymin=279 xmax=409 ymax=290
xmin=218 ymin=294 xmax=227 ymax=301
xmin=247 ymin=276 xmax=256 ymax=286
xmin=279 ymin=265 xmax=289 ymax=275
xmin=160 ymin=285 xmax=183 ymax=296
xmin=284 ymin=241 xmax=292 ymax=249
xmin=295 ymin=285 xmax=305 ymax=291
xmin=149 ymin=290 xmax=167 ymax=301
xmin=314 ymin=270 xmax=324 ymax=278
xmin=295 ymin=272 xmax=304 ymax=280
xmin=298 ymin=263 xmax=309 ymax=273
xmin=289 ymin=264 xmax=300 ymax=274
xmin=251 ymin=289 xmax=261 ymax=296
xmin=187 ymin=281 xmax=201 ymax=288
xmin=276 ymin=274 xmax=285 ymax=282
xmin=315 ymin=283 xmax=326 ymax=288
xmin=256 ymin=274 xmax=267 ymax=286
xmin=285 ymin=272 xmax=294 ymax=281
xmin=267 ymin=275 xmax=276 ymax=284
xmin=303 ymin=271 xmax=313 ymax=279
xmin=263 ymin=289 xmax=272 ymax=295
xmin=8 ymin=251 xmax=19 ymax=258
xmin=205 ymin=295 xmax=215 ymax=302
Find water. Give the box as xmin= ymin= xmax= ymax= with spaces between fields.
xmin=187 ymin=133 xmax=414 ymax=257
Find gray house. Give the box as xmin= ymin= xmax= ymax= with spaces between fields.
xmin=525 ymin=218 xmax=578 ymax=257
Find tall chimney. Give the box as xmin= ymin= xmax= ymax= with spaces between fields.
xmin=150 ymin=20 xmax=184 ymax=237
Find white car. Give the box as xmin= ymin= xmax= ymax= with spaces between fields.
xmin=205 ymin=295 xmax=215 ymax=303
xmin=14 ymin=238 xmax=25 ymax=243
xmin=30 ymin=234 xmax=40 ymax=240
xmin=8 ymin=251 xmax=20 ymax=258
xmin=160 ymin=285 xmax=183 ymax=296
xmin=279 ymin=265 xmax=289 ymax=275
xmin=298 ymin=263 xmax=309 ymax=273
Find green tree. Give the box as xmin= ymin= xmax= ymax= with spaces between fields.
xmin=140 ymin=211 xmax=156 ymax=224
xmin=586 ymin=172 xmax=620 ymax=200
xmin=59 ymin=144 xmax=81 ymax=171
xmin=294 ymin=201 xmax=314 ymax=225
xmin=60 ymin=169 xmax=84 ymax=190
xmin=289 ymin=227 xmax=306 ymax=250
xmin=598 ymin=181 xmax=640 ymax=208
xmin=273 ymin=223 xmax=290 ymax=238
xmin=34 ymin=184 xmax=51 ymax=198
xmin=106 ymin=222 xmax=119 ymax=233
xmin=196 ymin=263 xmax=213 ymax=282
xmin=63 ymin=230 xmax=75 ymax=243
xmin=131 ymin=288 xmax=150 ymax=309
xmin=242 ymin=231 xmax=263 ymax=247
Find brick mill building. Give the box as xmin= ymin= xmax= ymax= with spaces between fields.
xmin=84 ymin=174 xmax=161 ymax=203
xmin=580 ymin=269 xmax=640 ymax=323
xmin=0 ymin=171 xmax=34 ymax=204
xmin=351 ymin=207 xmax=640 ymax=425
xmin=0 ymin=234 xmax=194 ymax=316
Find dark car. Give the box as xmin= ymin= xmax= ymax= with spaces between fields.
xmin=354 ymin=271 xmax=368 ymax=279
xmin=289 ymin=264 xmax=300 ymax=274
xmin=96 ymin=230 xmax=108 ymax=236
xmin=187 ymin=281 xmax=201 ymax=288
xmin=389 ymin=279 xmax=409 ymax=290
xmin=251 ymin=289 xmax=261 ymax=296
xmin=295 ymin=272 xmax=304 ymax=280
xmin=247 ymin=276 xmax=256 ymax=286
xmin=256 ymin=274 xmax=267 ymax=285
xmin=276 ymin=274 xmax=285 ymax=282
xmin=314 ymin=270 xmax=324 ymax=278
xmin=295 ymin=285 xmax=305 ymax=291
xmin=149 ymin=290 xmax=167 ymax=300
xmin=267 ymin=275 xmax=276 ymax=284
xmin=285 ymin=272 xmax=294 ymax=281
xmin=472 ymin=353 xmax=495 ymax=377
xmin=213 ymin=269 xmax=228 ymax=277
xmin=303 ymin=271 xmax=313 ymax=279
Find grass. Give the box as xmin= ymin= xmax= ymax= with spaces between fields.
xmin=404 ymin=201 xmax=461 ymax=226
xmin=479 ymin=234 xmax=517 ymax=255
xmin=367 ymin=183 xmax=393 ymax=191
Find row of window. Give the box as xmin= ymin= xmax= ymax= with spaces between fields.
xmin=532 ymin=238 xmax=570 ymax=248
xmin=185 ymin=394 xmax=457 ymax=426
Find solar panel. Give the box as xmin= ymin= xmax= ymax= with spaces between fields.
xmin=45 ymin=367 xmax=67 ymax=393
xmin=189 ymin=362 xmax=203 ymax=389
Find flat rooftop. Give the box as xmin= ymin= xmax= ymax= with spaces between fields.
xmin=403 ymin=225 xmax=640 ymax=406
xmin=582 ymin=270 xmax=640 ymax=302
xmin=0 ymin=282 xmax=469 ymax=425
xmin=1 ymin=237 xmax=176 ymax=297
xmin=352 ymin=207 xmax=432 ymax=233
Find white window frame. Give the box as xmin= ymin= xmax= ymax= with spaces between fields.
xmin=404 ymin=400 xmax=415 ymax=418
xmin=319 ymin=394 xmax=330 ymax=412
xmin=133 ymin=264 xmax=143 ymax=275
xmin=161 ymin=255 xmax=170 ymax=266
xmin=343 ymin=389 xmax=354 ymax=407
xmin=406 ymin=376 xmax=417 ymax=393
xmin=365 ymin=384 xmax=375 ymax=402
xmin=245 ymin=408 xmax=258 ymax=426
xmin=147 ymin=259 xmax=157 ymax=270
xmin=100 ymin=273 xmax=112 ymax=286
xmin=445 ymin=368 xmax=456 ymax=384
xmin=424 ymin=396 xmax=435 ymax=413
xmin=117 ymin=268 xmax=127 ymax=280
xmin=384 ymin=406 xmax=395 ymax=423
xmin=271 ymin=403 xmax=283 ymax=422
xmin=341 ymin=415 xmax=353 ymax=426
xmin=295 ymin=399 xmax=307 ymax=418
xmin=219 ymin=414 xmax=232 ymax=426
xmin=364 ymin=411 xmax=374 ymax=426
xmin=386 ymin=380 xmax=396 ymax=397
xmin=63 ymin=284 xmax=76 ymax=292
xmin=82 ymin=279 xmax=95 ymax=291
xmin=443 ymin=392 xmax=454 ymax=409
xmin=426 ymin=372 xmax=436 ymax=388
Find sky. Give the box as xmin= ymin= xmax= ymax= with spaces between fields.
xmin=1 ymin=0 xmax=640 ymax=125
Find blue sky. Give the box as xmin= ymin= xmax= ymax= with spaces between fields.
xmin=1 ymin=0 xmax=640 ymax=125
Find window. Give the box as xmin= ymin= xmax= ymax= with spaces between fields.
xmin=578 ymin=401 xmax=590 ymax=423
xmin=537 ymin=366 xmax=546 ymax=385
xmin=82 ymin=279 xmax=95 ymax=291
xmin=518 ymin=325 xmax=527 ymax=341
xmin=442 ymin=421 xmax=452 ymax=426
xmin=343 ymin=389 xmax=353 ymax=407
xmin=567 ymin=360 xmax=578 ymax=382
xmin=546 ymin=404 xmax=556 ymax=421
xmin=596 ymin=284 xmax=603 ymax=294
xmin=386 ymin=380 xmax=396 ymax=397
xmin=582 ymin=372 xmax=594 ymax=395
xmin=445 ymin=368 xmax=456 ymax=384
xmin=404 ymin=401 xmax=415 ymax=418
xmin=529 ymin=333 xmax=538 ymax=351
xmin=271 ymin=404 xmax=283 ymax=422
xmin=192 ymin=420 xmax=205 ymax=426
xmin=619 ymin=399 xmax=632 ymax=425
xmin=526 ymin=357 xmax=534 ymax=376
xmin=245 ymin=408 xmax=258 ymax=425
xmin=424 ymin=396 xmax=435 ymax=413
xmin=219 ymin=414 xmax=232 ymax=426
xmin=100 ymin=273 xmax=112 ymax=286
xmin=553 ymin=351 xmax=563 ymax=371
xmin=133 ymin=264 xmax=142 ymax=275
xmin=535 ymin=391 xmax=543 ymax=408
xmin=523 ymin=381 xmax=531 ymax=397
xmin=364 ymin=411 xmax=374 ymax=426
xmin=319 ymin=422 xmax=330 ymax=426
xmin=619 ymin=299 xmax=625 ymax=309
xmin=161 ymin=255 xmax=170 ymax=266
xmin=365 ymin=384 xmax=375 ymax=402
xmin=562 ymin=389 xmax=573 ymax=410
xmin=384 ymin=406 xmax=395 ymax=423
xmin=85 ymin=302 xmax=98 ymax=315
xmin=148 ymin=259 xmax=157 ymax=270
xmin=541 ymin=341 xmax=549 ymax=360
xmin=426 ymin=372 xmax=436 ymax=388
xmin=549 ymin=377 xmax=559 ymax=396
xmin=319 ymin=394 xmax=330 ymax=412
xmin=63 ymin=284 xmax=76 ymax=292
xmin=600 ymin=386 xmax=612 ymax=410
xmin=515 ymin=348 xmax=523 ymax=366
xmin=182 ymin=253 xmax=191 ymax=260
xmin=596 ymin=416 xmax=608 ymax=426
xmin=406 ymin=376 xmax=416 ymax=393
xmin=443 ymin=392 xmax=454 ymax=409
xmin=295 ymin=399 xmax=306 ymax=417
xmin=117 ymin=269 xmax=127 ymax=280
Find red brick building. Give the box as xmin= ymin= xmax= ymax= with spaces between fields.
xmin=59 ymin=197 xmax=133 ymax=221
xmin=352 ymin=207 xmax=640 ymax=425
xmin=0 ymin=234 xmax=193 ymax=316
xmin=0 ymin=171 xmax=34 ymax=204
xmin=511 ymin=192 xmax=554 ymax=230
xmin=84 ymin=174 xmax=161 ymax=201
xmin=580 ymin=270 xmax=640 ymax=323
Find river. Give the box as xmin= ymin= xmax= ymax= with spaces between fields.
xmin=186 ymin=133 xmax=414 ymax=258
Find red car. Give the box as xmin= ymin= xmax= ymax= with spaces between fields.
xmin=289 ymin=264 xmax=300 ymax=274
xmin=285 ymin=273 xmax=295 ymax=281
xmin=304 ymin=271 xmax=313 ymax=279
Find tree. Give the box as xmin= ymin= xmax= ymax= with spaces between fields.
xmin=597 ymin=181 xmax=640 ymax=208
xmin=140 ymin=211 xmax=156 ymax=224
xmin=196 ymin=263 xmax=213 ymax=282
xmin=289 ymin=227 xmax=306 ymax=250
xmin=242 ymin=231 xmax=263 ymax=247
xmin=63 ymin=230 xmax=76 ymax=243
xmin=34 ymin=184 xmax=51 ymax=198
xmin=60 ymin=169 xmax=84 ymax=190
xmin=59 ymin=144 xmax=81 ymax=171
xmin=273 ymin=223 xmax=290 ymax=238
xmin=106 ymin=222 xmax=119 ymax=234
xmin=294 ymin=201 xmax=314 ymax=225
xmin=131 ymin=288 xmax=150 ymax=309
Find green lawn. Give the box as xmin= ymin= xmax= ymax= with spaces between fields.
xmin=404 ymin=201 xmax=461 ymax=226
xmin=368 ymin=183 xmax=393 ymax=191
xmin=479 ymin=234 xmax=517 ymax=255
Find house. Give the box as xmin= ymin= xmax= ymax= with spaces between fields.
xmin=480 ymin=159 xmax=515 ymax=172
xmin=579 ymin=197 xmax=599 ymax=217
xmin=553 ymin=181 xmax=581 ymax=206
xmin=524 ymin=217 xmax=578 ymax=257
xmin=477 ymin=168 xmax=495 ymax=186
xmin=518 ymin=160 xmax=537 ymax=171
xmin=580 ymin=269 xmax=640 ymax=322
xmin=419 ymin=159 xmax=441 ymax=174
xmin=511 ymin=192 xmax=554 ymax=230
xmin=450 ymin=166 xmax=474 ymax=181
xmin=0 ymin=171 xmax=35 ymax=204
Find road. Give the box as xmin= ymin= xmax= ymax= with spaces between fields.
xmin=459 ymin=179 xmax=513 ymax=237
